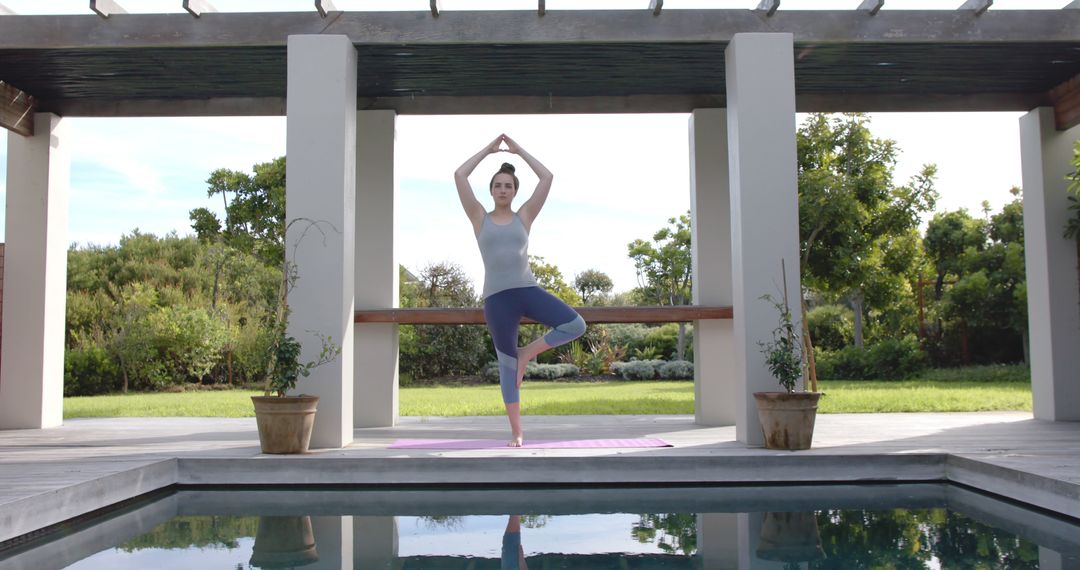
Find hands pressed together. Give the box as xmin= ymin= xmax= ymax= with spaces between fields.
xmin=486 ymin=133 xmax=522 ymax=155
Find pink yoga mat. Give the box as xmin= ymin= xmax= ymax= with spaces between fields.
xmin=388 ymin=438 xmax=672 ymax=450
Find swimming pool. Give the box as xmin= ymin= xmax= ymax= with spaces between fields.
xmin=2 ymin=484 xmax=1078 ymax=569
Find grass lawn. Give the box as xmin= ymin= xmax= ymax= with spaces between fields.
xmin=63 ymin=379 xmax=1032 ymax=419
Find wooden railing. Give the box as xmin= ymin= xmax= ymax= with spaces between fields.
xmin=354 ymin=305 xmax=733 ymax=325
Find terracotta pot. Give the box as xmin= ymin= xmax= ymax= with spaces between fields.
xmin=250 ymin=516 xmax=319 ymax=569
xmin=752 ymin=391 xmax=821 ymax=450
xmin=756 ymin=511 xmax=825 ymax=563
xmin=251 ymin=395 xmax=319 ymax=454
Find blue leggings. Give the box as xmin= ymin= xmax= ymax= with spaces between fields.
xmin=484 ymin=286 xmax=586 ymax=404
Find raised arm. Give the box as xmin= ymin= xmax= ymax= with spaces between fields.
xmin=455 ymin=135 xmax=504 ymax=236
xmin=504 ymin=135 xmax=553 ymax=231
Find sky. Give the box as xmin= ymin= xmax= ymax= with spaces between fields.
xmin=0 ymin=0 xmax=1068 ymax=293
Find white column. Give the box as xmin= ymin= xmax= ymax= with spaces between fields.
xmin=286 ymin=35 xmax=357 ymax=448
xmin=725 ymin=33 xmax=802 ymax=446
xmin=697 ymin=513 xmax=738 ymax=569
xmin=309 ymin=516 xmax=354 ymax=570
xmin=1020 ymin=108 xmax=1080 ymax=421
xmin=0 ymin=113 xmax=69 ymax=429
xmin=353 ymin=516 xmax=399 ymax=567
xmin=690 ymin=109 xmax=736 ymax=426
xmin=354 ymin=110 xmax=399 ymax=428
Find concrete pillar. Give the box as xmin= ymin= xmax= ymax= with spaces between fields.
xmin=724 ymin=33 xmax=802 ymax=445
xmin=0 ymin=113 xmax=69 ymax=429
xmin=1019 ymin=108 xmax=1080 ymax=421
xmin=309 ymin=516 xmax=354 ymax=570
xmin=354 ymin=110 xmax=400 ymax=428
xmin=353 ymin=516 xmax=399 ymax=568
xmin=285 ymin=35 xmax=357 ymax=448
xmin=690 ymin=109 xmax=736 ymax=426
xmin=697 ymin=513 xmax=738 ymax=569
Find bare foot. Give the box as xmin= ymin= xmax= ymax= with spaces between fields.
xmin=508 ymin=434 xmax=524 ymax=447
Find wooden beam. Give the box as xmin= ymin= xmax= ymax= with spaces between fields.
xmin=430 ymin=0 xmax=440 ymax=18
xmin=756 ymin=0 xmax=779 ymax=17
xmin=1050 ymin=74 xmax=1080 ymax=131
xmin=649 ymin=0 xmax=663 ymax=16
xmin=315 ymin=0 xmax=336 ymax=18
xmin=857 ymin=0 xmax=884 ymax=15
xmin=538 ymin=0 xmax=545 ymax=16
xmin=354 ymin=305 xmax=734 ymax=325
xmin=959 ymin=0 xmax=992 ymax=16
xmin=0 ymin=81 xmax=35 ymax=137
xmin=182 ymin=0 xmax=216 ymax=18
xmin=90 ymin=0 xmax=127 ymax=18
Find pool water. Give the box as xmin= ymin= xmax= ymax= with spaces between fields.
xmin=3 ymin=484 xmax=1078 ymax=569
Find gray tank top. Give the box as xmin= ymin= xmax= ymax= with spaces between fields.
xmin=477 ymin=212 xmax=538 ymax=299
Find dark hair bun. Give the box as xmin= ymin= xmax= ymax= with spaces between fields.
xmin=500 ymin=163 xmax=516 ymax=174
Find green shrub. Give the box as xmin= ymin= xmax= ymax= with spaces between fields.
xmin=659 ymin=360 xmax=695 ymax=380
xmin=915 ymin=363 xmax=1029 ymax=383
xmin=400 ymin=324 xmax=489 ymax=380
xmin=816 ymin=336 xmax=927 ymax=380
xmin=806 ymin=304 xmax=854 ymax=351
xmin=526 ymin=362 xmax=580 ymax=380
xmin=64 ymin=345 xmax=122 ymax=396
xmin=480 ymin=361 xmax=580 ymax=381
xmin=607 ymin=323 xmax=650 ymax=355
xmin=615 ymin=359 xmax=665 ymax=380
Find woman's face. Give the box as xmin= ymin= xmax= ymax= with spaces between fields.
xmin=490 ymin=173 xmax=517 ymax=206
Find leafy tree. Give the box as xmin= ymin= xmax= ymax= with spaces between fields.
xmin=189 ymin=156 xmax=286 ymax=265
xmin=798 ymin=114 xmax=938 ymax=360
xmin=573 ymin=269 xmax=614 ymax=305
xmin=627 ymin=213 xmax=692 ymax=360
xmin=934 ymin=191 xmax=1028 ymax=365
xmin=398 ymin=262 xmax=488 ymax=380
xmin=528 ymin=255 xmax=579 ymax=306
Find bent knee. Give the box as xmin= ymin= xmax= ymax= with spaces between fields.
xmin=546 ymin=314 xmax=586 ymax=347
xmin=562 ymin=314 xmax=587 ymax=338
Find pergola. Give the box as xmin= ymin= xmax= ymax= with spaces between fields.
xmin=1 ymin=4 xmax=1078 ymax=448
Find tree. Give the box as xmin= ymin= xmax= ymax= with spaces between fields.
xmin=627 ymin=213 xmax=692 ymax=360
xmin=528 ymin=256 xmax=579 ymax=306
xmin=189 ymin=156 xmax=286 ymax=266
xmin=398 ymin=262 xmax=488 ymax=380
xmin=573 ymin=269 xmax=613 ymax=305
xmin=797 ymin=114 xmax=937 ymax=373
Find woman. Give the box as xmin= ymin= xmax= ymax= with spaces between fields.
xmin=454 ymin=134 xmax=586 ymax=447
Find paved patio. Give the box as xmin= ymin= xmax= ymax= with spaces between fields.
xmin=1 ymin=412 xmax=1078 ymax=545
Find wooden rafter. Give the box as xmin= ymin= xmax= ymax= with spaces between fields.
xmin=0 ymin=81 xmax=35 ymax=137
xmin=959 ymin=0 xmax=992 ymax=16
xmin=649 ymin=0 xmax=663 ymax=16
xmin=1050 ymin=74 xmax=1080 ymax=131
xmin=756 ymin=0 xmax=779 ymax=17
xmin=430 ymin=0 xmax=440 ymax=18
xmin=315 ymin=0 xmax=336 ymax=18
xmin=857 ymin=0 xmax=884 ymax=15
xmin=90 ymin=0 xmax=127 ymax=19
xmin=183 ymin=0 xmax=216 ymax=18
xmin=538 ymin=0 xmax=545 ymax=16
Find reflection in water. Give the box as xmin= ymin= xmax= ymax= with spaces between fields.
xmin=756 ymin=511 xmax=824 ymax=564
xmin=249 ymin=516 xmax=318 ymax=569
xmin=11 ymin=506 xmax=1070 ymax=569
xmin=502 ymin=515 xmax=528 ymax=570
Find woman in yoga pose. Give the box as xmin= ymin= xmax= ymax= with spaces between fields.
xmin=454 ymin=134 xmax=586 ymax=447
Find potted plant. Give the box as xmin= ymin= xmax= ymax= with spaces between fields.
xmin=251 ymin=219 xmax=340 ymax=454
xmin=754 ymin=260 xmax=822 ymax=450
